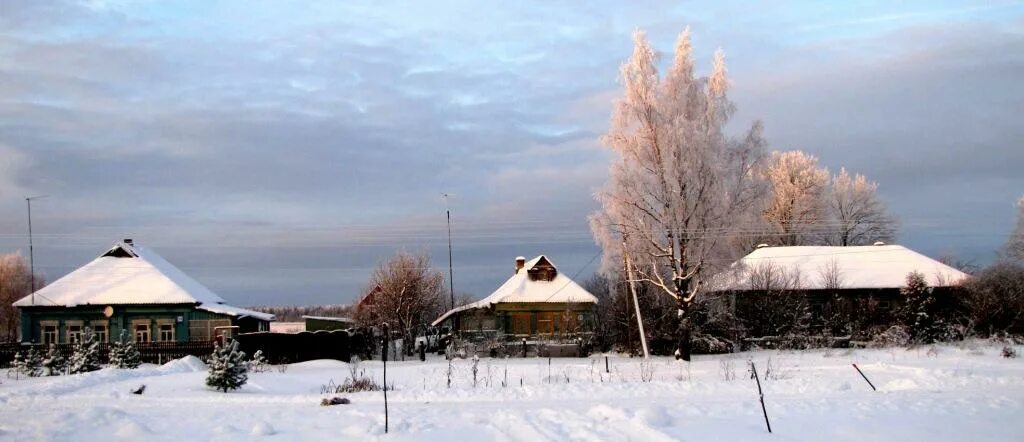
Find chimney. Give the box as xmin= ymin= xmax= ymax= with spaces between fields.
xmin=514 ymin=256 xmax=526 ymax=274
xmin=123 ymin=238 xmax=134 ymax=246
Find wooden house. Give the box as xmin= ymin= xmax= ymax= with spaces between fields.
xmin=13 ymin=239 xmax=273 ymax=344
xmin=432 ymin=255 xmax=598 ymax=339
xmin=709 ymin=243 xmax=970 ymax=327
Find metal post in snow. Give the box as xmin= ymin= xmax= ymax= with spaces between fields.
xmin=852 ymin=363 xmax=877 ymax=391
xmin=382 ymin=323 xmax=389 ymax=434
xmin=750 ymin=361 xmax=772 ymax=433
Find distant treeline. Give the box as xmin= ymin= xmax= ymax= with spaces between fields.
xmin=249 ymin=304 xmax=355 ymax=322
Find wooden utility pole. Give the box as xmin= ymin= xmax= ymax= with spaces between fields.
xmin=622 ymin=239 xmax=649 ymax=358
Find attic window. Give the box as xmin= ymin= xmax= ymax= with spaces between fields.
xmin=528 ymin=265 xmax=557 ymax=282
xmin=102 ymin=246 xmax=136 ymax=258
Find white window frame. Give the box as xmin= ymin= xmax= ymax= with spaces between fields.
xmin=157 ymin=319 xmax=175 ymax=342
xmin=91 ymin=320 xmax=109 ymax=343
xmin=66 ymin=321 xmax=84 ymax=344
xmin=132 ymin=320 xmax=151 ymax=343
xmin=41 ymin=321 xmax=59 ymax=345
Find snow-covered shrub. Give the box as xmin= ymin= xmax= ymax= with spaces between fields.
xmin=871 ymin=325 xmax=911 ymax=348
xmin=963 ymin=262 xmax=1024 ymax=336
xmin=899 ymin=271 xmax=951 ymax=343
xmin=68 ymin=328 xmax=102 ymax=374
xmin=1002 ymin=346 xmax=1017 ymax=359
xmin=109 ymin=329 xmax=141 ymax=369
xmin=206 ymin=339 xmax=248 ymax=392
xmin=41 ymin=344 xmax=66 ymax=376
xmin=13 ymin=347 xmax=43 ymax=377
xmin=249 ymin=350 xmax=269 ymax=373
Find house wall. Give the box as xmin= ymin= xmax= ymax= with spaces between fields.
xmin=455 ymin=302 xmax=596 ymax=337
xmin=18 ymin=305 xmax=245 ymax=344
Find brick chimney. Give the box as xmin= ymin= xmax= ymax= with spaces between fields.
xmin=514 ymin=256 xmax=526 ymax=274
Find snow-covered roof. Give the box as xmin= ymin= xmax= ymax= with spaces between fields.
xmin=711 ymin=244 xmax=970 ymax=291
xmin=302 ymin=315 xmax=354 ymax=323
xmin=13 ymin=240 xmax=274 ymax=322
xmin=432 ymin=255 xmax=598 ymax=326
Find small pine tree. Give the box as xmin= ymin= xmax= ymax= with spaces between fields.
xmin=109 ymin=329 xmax=141 ymax=369
xmin=249 ymin=349 xmax=268 ymax=373
xmin=41 ymin=344 xmax=67 ymax=376
xmin=23 ymin=347 xmax=44 ymax=377
xmin=900 ymin=271 xmax=944 ymax=343
xmin=206 ymin=339 xmax=248 ymax=392
xmin=68 ymin=328 xmax=103 ymax=374
xmin=11 ymin=348 xmax=43 ymax=377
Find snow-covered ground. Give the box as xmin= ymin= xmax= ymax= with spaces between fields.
xmin=2 ymin=342 xmax=1023 ymax=441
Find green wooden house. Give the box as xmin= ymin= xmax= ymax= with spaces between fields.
xmin=432 ymin=255 xmax=598 ymax=339
xmin=14 ymin=239 xmax=274 ymax=345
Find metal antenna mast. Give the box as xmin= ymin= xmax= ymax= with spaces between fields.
xmin=25 ymin=195 xmax=48 ymax=305
xmin=443 ymin=193 xmax=455 ymax=312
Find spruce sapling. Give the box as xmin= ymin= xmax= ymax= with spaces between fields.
xmin=109 ymin=329 xmax=141 ymax=369
xmin=69 ymin=328 xmax=102 ymax=374
xmin=205 ymin=339 xmax=248 ymax=392
xmin=41 ymin=344 xmax=67 ymax=376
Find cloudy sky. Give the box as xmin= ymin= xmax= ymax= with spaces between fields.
xmin=1 ymin=0 xmax=1022 ymax=307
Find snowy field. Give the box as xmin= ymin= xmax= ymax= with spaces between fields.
xmin=2 ymin=342 xmax=1023 ymax=441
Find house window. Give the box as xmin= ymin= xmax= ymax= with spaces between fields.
xmin=133 ymin=322 xmax=151 ymax=343
xmin=91 ymin=321 xmax=109 ymax=343
xmin=41 ymin=322 xmax=58 ymax=345
xmin=158 ymin=323 xmax=175 ymax=342
xmin=66 ymin=322 xmax=84 ymax=344
xmin=511 ymin=313 xmax=531 ymax=335
xmin=537 ymin=312 xmax=555 ymax=336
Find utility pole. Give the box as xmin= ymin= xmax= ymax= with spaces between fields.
xmin=25 ymin=195 xmax=48 ymax=305
xmin=622 ymin=238 xmax=649 ymax=358
xmin=443 ymin=193 xmax=455 ymax=312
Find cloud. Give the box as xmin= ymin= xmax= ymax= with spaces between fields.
xmin=0 ymin=1 xmax=1020 ymax=304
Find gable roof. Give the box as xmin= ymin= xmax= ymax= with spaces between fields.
xmin=432 ymin=255 xmax=598 ymax=326
xmin=711 ymin=244 xmax=970 ymax=291
xmin=13 ymin=240 xmax=274 ymax=321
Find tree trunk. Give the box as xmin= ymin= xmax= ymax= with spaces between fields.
xmin=675 ymin=298 xmax=693 ymax=361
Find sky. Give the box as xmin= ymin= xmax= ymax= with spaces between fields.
xmin=1 ymin=0 xmax=1022 ymax=307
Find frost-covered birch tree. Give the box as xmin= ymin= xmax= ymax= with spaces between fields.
xmin=827 ymin=167 xmax=896 ymax=246
xmin=762 ymin=150 xmax=830 ymax=246
xmin=1005 ymin=195 xmax=1024 ymax=261
xmin=591 ymin=28 xmax=766 ymax=361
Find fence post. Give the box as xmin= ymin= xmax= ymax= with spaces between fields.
xmin=382 ymin=324 xmax=389 ymax=434
xmin=749 ymin=361 xmax=772 ymax=433
xmin=852 ymin=363 xmax=877 ymax=391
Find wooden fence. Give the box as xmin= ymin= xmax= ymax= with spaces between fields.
xmin=0 ymin=341 xmax=215 ymax=369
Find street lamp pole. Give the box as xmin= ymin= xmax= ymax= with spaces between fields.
xmin=25 ymin=195 xmax=48 ymax=305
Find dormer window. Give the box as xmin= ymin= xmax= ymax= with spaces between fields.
xmin=527 ymin=257 xmax=558 ymax=282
